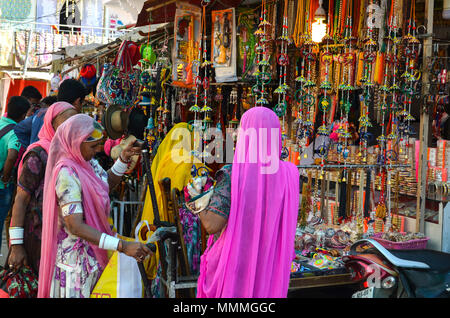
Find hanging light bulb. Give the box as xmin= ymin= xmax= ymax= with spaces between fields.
xmin=312 ymin=0 xmax=327 ymax=43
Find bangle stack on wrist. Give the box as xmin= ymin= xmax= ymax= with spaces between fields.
xmin=9 ymin=227 xmax=24 ymax=245
xmin=99 ymin=233 xmax=120 ymax=251
xmin=111 ymin=158 xmax=129 ymax=176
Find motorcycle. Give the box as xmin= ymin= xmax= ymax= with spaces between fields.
xmin=343 ymin=239 xmax=450 ymax=298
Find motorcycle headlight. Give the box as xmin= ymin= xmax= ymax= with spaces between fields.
xmin=382 ymin=276 xmax=396 ymax=289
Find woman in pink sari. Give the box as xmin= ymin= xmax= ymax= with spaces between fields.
xmin=8 ymin=102 xmax=77 ymax=275
xmin=195 ymin=107 xmax=299 ymax=298
xmin=38 ymin=114 xmax=152 ymax=298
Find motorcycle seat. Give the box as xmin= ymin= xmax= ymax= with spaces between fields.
xmin=352 ymin=239 xmax=430 ymax=270
xmin=387 ymin=249 xmax=450 ymax=272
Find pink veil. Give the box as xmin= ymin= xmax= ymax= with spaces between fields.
xmin=38 ymin=114 xmax=113 ymax=298
xmin=17 ymin=102 xmax=74 ymax=177
xmin=197 ymin=107 xmax=299 ymax=298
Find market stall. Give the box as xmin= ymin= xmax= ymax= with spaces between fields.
xmin=42 ymin=0 xmax=449 ymax=296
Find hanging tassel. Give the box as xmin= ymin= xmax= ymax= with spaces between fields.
xmin=364 ymin=170 xmax=371 ymax=218
xmin=338 ymin=170 xmax=347 ymax=220
xmin=356 ymin=51 xmax=364 ymax=86
xmin=374 ymin=51 xmax=385 ymax=85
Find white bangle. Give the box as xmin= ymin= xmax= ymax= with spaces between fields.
xmin=99 ymin=233 xmax=120 ymax=251
xmin=9 ymin=227 xmax=24 ymax=245
xmin=111 ymin=158 xmax=128 ymax=176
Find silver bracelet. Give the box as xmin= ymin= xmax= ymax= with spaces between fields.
xmin=111 ymin=158 xmax=128 ymax=176
xmin=9 ymin=227 xmax=24 ymax=245
xmin=99 ymin=233 xmax=120 ymax=251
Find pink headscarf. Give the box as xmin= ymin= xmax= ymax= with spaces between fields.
xmin=197 ymin=107 xmax=299 ymax=298
xmin=38 ymin=114 xmax=113 ymax=298
xmin=17 ymin=102 xmax=74 ymax=177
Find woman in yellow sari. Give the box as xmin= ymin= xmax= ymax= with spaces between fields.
xmin=137 ymin=122 xmax=207 ymax=281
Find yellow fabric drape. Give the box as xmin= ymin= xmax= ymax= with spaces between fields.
xmin=138 ymin=122 xmax=208 ymax=279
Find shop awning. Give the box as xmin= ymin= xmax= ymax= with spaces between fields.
xmin=135 ymin=0 xmax=244 ymax=26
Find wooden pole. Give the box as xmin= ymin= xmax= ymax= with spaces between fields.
xmin=146 ymin=0 xmax=177 ymax=12
xmin=416 ymin=0 xmax=434 ymax=233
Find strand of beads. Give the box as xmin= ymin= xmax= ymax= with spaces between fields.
xmin=317 ymin=34 xmax=335 ymax=173
xmin=302 ymin=36 xmax=316 ymax=144
xmin=189 ymin=6 xmax=204 ymax=162
xmin=359 ymin=26 xmax=377 ymax=164
xmin=159 ymin=69 xmax=171 ymax=135
xmin=400 ymin=3 xmax=419 ymax=163
xmin=378 ymin=16 xmax=397 ymax=164
xmin=387 ymin=17 xmax=400 ymax=147
xmin=297 ymin=0 xmax=316 ymax=161
xmin=337 ymin=14 xmax=356 ymax=183
xmin=274 ymin=0 xmax=290 ymax=125
xmin=255 ymin=0 xmax=271 ymax=107
xmin=200 ymin=2 xmax=213 ymax=147
xmin=295 ymin=55 xmax=307 ymax=160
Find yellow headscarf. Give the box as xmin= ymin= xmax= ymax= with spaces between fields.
xmin=138 ymin=122 xmax=208 ymax=279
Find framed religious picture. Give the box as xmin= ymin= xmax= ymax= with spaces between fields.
xmin=211 ymin=8 xmax=237 ymax=83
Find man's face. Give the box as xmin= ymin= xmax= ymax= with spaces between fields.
xmin=26 ymin=97 xmax=41 ymax=117
xmin=29 ymin=98 xmax=40 ymax=105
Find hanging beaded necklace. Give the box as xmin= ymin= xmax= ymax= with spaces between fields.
xmin=316 ymin=0 xmax=334 ymax=175
xmin=400 ymin=0 xmax=419 ymax=159
xmin=188 ymin=3 xmax=207 ymax=162
xmin=337 ymin=0 xmax=355 ymax=183
xmin=359 ymin=3 xmax=377 ymax=164
xmin=274 ymin=0 xmax=290 ymax=128
xmin=254 ymin=0 xmax=271 ymax=107
xmin=200 ymin=1 xmax=213 ymax=115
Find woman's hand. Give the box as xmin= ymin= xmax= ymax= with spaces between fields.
xmin=119 ymin=240 xmax=153 ymax=262
xmin=119 ymin=136 xmax=142 ymax=163
xmin=8 ymin=245 xmax=28 ymax=271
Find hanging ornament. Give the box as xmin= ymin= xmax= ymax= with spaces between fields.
xmin=254 ymin=0 xmax=271 ymax=107
xmin=359 ymin=19 xmax=377 ymax=164
xmin=274 ymin=0 xmax=290 ymax=126
xmin=335 ymin=2 xmax=357 ymax=168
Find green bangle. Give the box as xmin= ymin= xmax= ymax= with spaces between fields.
xmin=302 ymin=94 xmax=315 ymax=107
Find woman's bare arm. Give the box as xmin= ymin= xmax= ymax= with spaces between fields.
xmin=64 ymin=212 xmax=152 ymax=261
xmin=197 ymin=209 xmax=227 ymax=235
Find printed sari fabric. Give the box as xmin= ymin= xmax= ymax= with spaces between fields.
xmin=179 ymin=164 xmax=232 ymax=277
xmin=38 ymin=114 xmax=112 ymax=298
xmin=16 ymin=102 xmax=74 ymax=276
xmin=17 ymin=146 xmax=47 ymax=274
xmin=49 ymin=160 xmax=108 ymax=298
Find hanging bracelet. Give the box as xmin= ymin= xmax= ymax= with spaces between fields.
xmin=99 ymin=233 xmax=120 ymax=251
xmin=9 ymin=227 xmax=24 ymax=245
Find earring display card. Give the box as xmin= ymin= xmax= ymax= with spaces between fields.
xmin=211 ymin=8 xmax=238 ymax=83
